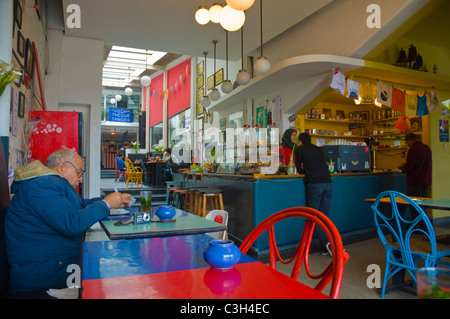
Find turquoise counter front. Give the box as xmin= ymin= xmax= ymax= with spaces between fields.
xmin=176 ymin=172 xmax=406 ymax=259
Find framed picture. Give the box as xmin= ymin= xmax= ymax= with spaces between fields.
xmin=18 ymin=91 xmax=25 ymax=118
xmin=197 ymin=87 xmax=204 ymax=102
xmin=215 ymin=68 xmax=224 ymax=86
xmin=409 ymin=117 xmax=422 ymax=132
xmin=12 ymin=51 xmax=23 ymax=88
xmin=360 ymin=111 xmax=369 ymax=122
xmin=24 ymin=38 xmax=34 ymax=80
xmin=322 ymin=108 xmax=332 ymax=119
xmin=219 ymin=118 xmax=226 ymax=130
xmin=197 ymin=74 xmax=204 ymax=89
xmin=196 ymin=103 xmax=204 ymax=116
xmin=17 ymin=30 xmax=25 ymax=57
xmin=197 ymin=60 xmax=204 ymax=76
xmin=207 ymin=74 xmax=215 ymax=90
xmin=336 ymin=110 xmax=346 ymax=120
xmin=14 ymin=0 xmax=22 ymax=29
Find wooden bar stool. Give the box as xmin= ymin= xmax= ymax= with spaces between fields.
xmin=173 ymin=189 xmax=188 ymax=209
xmin=165 ymin=181 xmax=183 ymax=204
xmin=167 ymin=187 xmax=182 ymax=206
xmin=198 ymin=190 xmax=224 ymax=218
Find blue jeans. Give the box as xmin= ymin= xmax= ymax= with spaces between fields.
xmin=305 ymin=182 xmax=333 ymax=251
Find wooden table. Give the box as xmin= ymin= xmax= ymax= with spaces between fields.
xmin=81 ymin=234 xmax=329 ymax=299
xmin=100 ymin=207 xmax=226 ymax=240
xmin=365 ymin=197 xmax=450 ymax=211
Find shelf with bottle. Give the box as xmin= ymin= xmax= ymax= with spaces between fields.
xmin=305 ymin=118 xmax=369 ymax=125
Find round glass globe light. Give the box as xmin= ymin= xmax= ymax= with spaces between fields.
xmin=110 ymin=98 xmax=116 ymax=104
xmin=236 ymin=70 xmax=250 ymax=86
xmin=210 ymin=88 xmax=221 ymax=101
xmin=125 ymin=87 xmax=133 ymax=96
xmin=195 ymin=6 xmax=210 ymax=25
xmin=115 ymin=94 xmax=122 ymax=102
xmin=254 ymin=57 xmax=271 ymax=75
xmin=226 ymin=0 xmax=255 ymax=11
xmin=200 ymin=96 xmax=211 ymax=108
xmin=220 ymin=5 xmax=245 ymax=32
xmin=140 ymin=75 xmax=151 ymax=87
xmin=221 ymin=80 xmax=233 ymax=94
xmin=209 ymin=3 xmax=223 ymax=23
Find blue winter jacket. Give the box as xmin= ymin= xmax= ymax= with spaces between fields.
xmin=5 ymin=161 xmax=109 ymax=293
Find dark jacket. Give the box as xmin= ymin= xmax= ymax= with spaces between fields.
xmin=5 ymin=161 xmax=109 ymax=292
xmin=401 ymin=140 xmax=432 ymax=187
xmin=294 ymin=143 xmax=331 ymax=185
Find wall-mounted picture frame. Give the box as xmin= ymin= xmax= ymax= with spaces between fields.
xmin=24 ymin=38 xmax=34 ymax=80
xmin=207 ymin=74 xmax=215 ymax=90
xmin=12 ymin=51 xmax=23 ymax=88
xmin=197 ymin=74 xmax=204 ymax=89
xmin=196 ymin=103 xmax=204 ymax=116
xmin=18 ymin=91 xmax=25 ymax=118
xmin=197 ymin=87 xmax=204 ymax=102
xmin=360 ymin=111 xmax=369 ymax=122
xmin=336 ymin=110 xmax=346 ymax=120
xmin=215 ymin=68 xmax=224 ymax=86
xmin=219 ymin=118 xmax=226 ymax=130
xmin=322 ymin=108 xmax=332 ymax=119
xmin=17 ymin=30 xmax=25 ymax=57
xmin=14 ymin=0 xmax=23 ymax=29
xmin=197 ymin=60 xmax=204 ymax=76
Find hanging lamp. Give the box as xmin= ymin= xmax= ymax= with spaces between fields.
xmin=200 ymin=51 xmax=211 ymax=108
xmin=221 ymin=30 xmax=233 ymax=94
xmin=209 ymin=40 xmax=221 ymax=101
xmin=254 ymin=0 xmax=270 ymax=75
xmin=125 ymin=67 xmax=133 ymax=96
xmin=140 ymin=50 xmax=152 ymax=87
xmin=226 ymin=0 xmax=255 ymax=11
xmin=220 ymin=4 xmax=245 ymax=32
xmin=209 ymin=3 xmax=223 ymax=23
xmin=195 ymin=0 xmax=210 ymax=25
xmin=236 ymin=27 xmax=250 ymax=85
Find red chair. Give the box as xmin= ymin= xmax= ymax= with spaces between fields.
xmin=239 ymin=207 xmax=349 ymax=299
xmin=114 ymin=158 xmax=127 ymax=182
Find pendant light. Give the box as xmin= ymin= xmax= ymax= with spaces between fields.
xmin=115 ymin=94 xmax=122 ymax=102
xmin=221 ymin=31 xmax=233 ymax=94
xmin=254 ymin=0 xmax=270 ymax=75
xmin=209 ymin=40 xmax=221 ymax=101
xmin=195 ymin=0 xmax=210 ymax=25
xmin=236 ymin=27 xmax=250 ymax=86
xmin=209 ymin=3 xmax=223 ymax=23
xmin=200 ymin=51 xmax=211 ymax=108
xmin=226 ymin=0 xmax=255 ymax=11
xmin=125 ymin=67 xmax=133 ymax=96
xmin=220 ymin=4 xmax=245 ymax=32
xmin=140 ymin=50 xmax=152 ymax=87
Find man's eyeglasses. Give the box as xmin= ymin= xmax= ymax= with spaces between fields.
xmin=64 ymin=161 xmax=85 ymax=177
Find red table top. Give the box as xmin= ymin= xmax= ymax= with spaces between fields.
xmin=82 ymin=261 xmax=328 ymax=299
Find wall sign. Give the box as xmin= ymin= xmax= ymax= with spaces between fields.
xmin=108 ymin=107 xmax=133 ymax=123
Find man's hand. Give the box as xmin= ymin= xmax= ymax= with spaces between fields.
xmin=104 ymin=192 xmax=133 ymax=209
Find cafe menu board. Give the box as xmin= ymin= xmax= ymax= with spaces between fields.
xmin=109 ymin=107 xmax=133 ymax=123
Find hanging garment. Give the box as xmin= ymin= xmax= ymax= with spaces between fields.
xmin=391 ymin=88 xmax=405 ymax=113
xmin=346 ymin=79 xmax=360 ymax=99
xmin=417 ymin=92 xmax=429 ymax=116
xmin=330 ymin=71 xmax=346 ymax=96
xmin=405 ymin=92 xmax=417 ymax=116
xmin=377 ymin=80 xmax=392 ymax=107
xmin=426 ymin=89 xmax=440 ymax=114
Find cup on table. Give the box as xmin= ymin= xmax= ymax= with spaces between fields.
xmin=140 ymin=191 xmax=152 ymax=212
xmin=417 ymin=267 xmax=450 ymax=299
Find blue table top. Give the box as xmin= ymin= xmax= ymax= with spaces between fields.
xmin=82 ymin=234 xmax=254 ymax=280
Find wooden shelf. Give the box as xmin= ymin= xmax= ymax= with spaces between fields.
xmin=305 ymin=118 xmax=369 ymax=125
xmin=312 ymin=134 xmax=369 ymax=139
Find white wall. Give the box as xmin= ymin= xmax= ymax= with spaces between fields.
xmin=46 ymin=33 xmax=104 ymax=197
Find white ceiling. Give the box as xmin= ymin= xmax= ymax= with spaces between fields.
xmin=61 ymin=0 xmax=335 ymax=61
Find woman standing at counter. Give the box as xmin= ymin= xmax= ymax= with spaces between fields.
xmin=279 ymin=129 xmax=298 ymax=166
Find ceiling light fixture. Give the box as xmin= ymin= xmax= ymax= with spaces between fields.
xmin=221 ymin=31 xmax=233 ymax=94
xmin=254 ymin=0 xmax=270 ymax=75
xmin=220 ymin=5 xmax=245 ymax=32
xmin=200 ymin=51 xmax=211 ymax=108
xmin=140 ymin=50 xmax=152 ymax=87
xmin=125 ymin=67 xmax=133 ymax=96
xmin=226 ymin=0 xmax=255 ymax=11
xmin=236 ymin=27 xmax=250 ymax=86
xmin=209 ymin=3 xmax=223 ymax=23
xmin=210 ymin=40 xmax=221 ymax=102
xmin=195 ymin=0 xmax=210 ymax=25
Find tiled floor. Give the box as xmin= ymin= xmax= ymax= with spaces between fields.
xmin=94 ymin=178 xmax=424 ymax=299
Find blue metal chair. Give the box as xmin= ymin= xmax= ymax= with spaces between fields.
xmin=371 ymin=191 xmax=450 ymax=298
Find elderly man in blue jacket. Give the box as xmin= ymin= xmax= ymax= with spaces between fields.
xmin=5 ymin=149 xmax=132 ymax=296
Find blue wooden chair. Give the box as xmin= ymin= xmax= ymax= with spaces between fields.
xmin=371 ymin=191 xmax=450 ymax=298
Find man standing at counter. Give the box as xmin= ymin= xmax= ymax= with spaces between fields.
xmin=399 ymin=133 xmax=432 ymax=198
xmin=4 ymin=149 xmax=132 ymax=297
xmin=294 ymin=132 xmax=333 ymax=255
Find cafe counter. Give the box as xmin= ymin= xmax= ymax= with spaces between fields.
xmin=175 ymin=171 xmax=406 ymax=259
